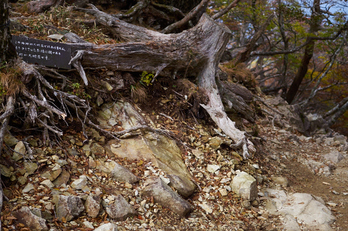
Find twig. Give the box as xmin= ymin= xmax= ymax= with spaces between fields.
xmin=0 ymin=96 xmax=15 ymax=155
xmin=212 ymin=0 xmax=241 ymax=20
xmin=161 ymin=0 xmax=209 ymax=34
xmin=22 ymin=89 xmax=67 ymax=120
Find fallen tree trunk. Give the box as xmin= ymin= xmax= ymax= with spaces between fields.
xmin=69 ymin=6 xmax=255 ymax=158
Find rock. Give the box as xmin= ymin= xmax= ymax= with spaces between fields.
xmin=54 ymin=195 xmax=85 ymax=221
xmin=103 ymin=161 xmax=139 ymax=184
xmin=94 ymin=223 xmax=118 ymax=231
xmin=219 ymin=188 xmax=228 ymax=196
xmin=91 ymin=143 xmax=105 ymax=155
xmin=142 ymin=177 xmax=193 ymax=217
xmin=199 ymin=202 xmax=213 ymax=214
xmin=264 ymin=189 xmax=335 ymax=231
xmin=207 ymin=164 xmax=221 ymax=173
xmin=106 ymin=135 xmax=196 ymax=198
xmin=85 ymin=195 xmax=101 ymax=218
xmin=231 ymin=171 xmax=257 ymax=201
xmin=27 ymin=0 xmax=56 ymax=13
xmin=209 ymin=136 xmax=223 ymax=150
xmin=102 ymin=195 xmax=136 ymax=221
xmin=41 ymin=166 xmax=62 ymax=181
xmin=22 ymin=183 xmax=35 ymax=193
xmin=83 ymin=220 xmax=95 ymax=229
xmin=271 ymin=176 xmax=289 ymax=187
xmin=0 ymin=164 xmax=13 ymax=178
xmin=41 ymin=179 xmax=54 ymax=189
xmin=24 ymin=162 xmax=38 ymax=175
xmin=71 ymin=175 xmax=88 ymax=190
xmin=18 ymin=176 xmax=27 ymax=185
xmin=324 ymin=150 xmax=344 ymax=164
xmin=283 ymin=214 xmax=301 ymax=231
xmin=53 ymin=169 xmax=70 ymax=187
xmin=13 ymin=206 xmax=48 ymax=231
xmin=102 ymin=102 xmax=196 ymax=197
xmin=13 ymin=141 xmax=26 ymax=161
xmin=4 ymin=133 xmax=18 ymax=146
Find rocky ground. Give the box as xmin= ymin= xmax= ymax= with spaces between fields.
xmin=1 ymin=92 xmax=348 ymax=231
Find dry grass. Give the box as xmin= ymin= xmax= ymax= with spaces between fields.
xmin=220 ymin=62 xmax=257 ymax=89
xmin=0 ymin=64 xmax=24 ymax=97
xmin=131 ymin=82 xmax=147 ymax=103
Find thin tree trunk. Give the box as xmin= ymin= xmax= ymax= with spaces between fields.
xmin=285 ymin=0 xmax=321 ymax=104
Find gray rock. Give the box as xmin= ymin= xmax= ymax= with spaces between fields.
xmin=231 ymin=171 xmax=258 ymax=201
xmin=13 ymin=141 xmax=26 ymax=161
xmin=71 ymin=175 xmax=88 ymax=189
xmin=94 ymin=223 xmax=118 ymax=231
xmin=53 ymin=169 xmax=70 ymax=187
xmin=142 ymin=177 xmax=193 ymax=217
xmin=24 ymin=162 xmax=38 ymax=175
xmin=264 ymin=189 xmax=335 ymax=231
xmin=54 ymin=195 xmax=85 ymax=221
xmin=324 ymin=150 xmax=344 ymax=164
xmin=40 ymin=179 xmax=54 ymax=189
xmin=102 ymin=195 xmax=136 ymax=221
xmin=209 ymin=136 xmax=223 ymax=150
xmin=41 ymin=167 xmax=62 ymax=181
xmin=102 ymin=102 xmax=196 ymax=197
xmin=271 ymin=176 xmax=289 ymax=187
xmin=103 ymin=161 xmax=139 ymax=184
xmin=0 ymin=164 xmax=13 ymax=178
xmin=85 ymin=195 xmax=101 ymax=218
xmin=13 ymin=206 xmax=48 ymax=231
xmin=91 ymin=143 xmax=105 ymax=155
xmin=4 ymin=133 xmax=18 ymax=146
xmin=22 ymin=183 xmax=35 ymax=193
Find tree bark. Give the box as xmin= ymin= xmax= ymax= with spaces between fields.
xmin=71 ymin=6 xmax=256 ymax=158
xmin=0 ymin=0 xmax=16 ymax=64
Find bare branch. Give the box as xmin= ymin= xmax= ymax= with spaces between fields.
xmin=212 ymin=0 xmax=241 ymax=20
xmin=161 ymin=0 xmax=209 ymax=34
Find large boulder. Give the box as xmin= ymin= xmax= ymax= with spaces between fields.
xmin=101 ymin=102 xmax=197 ymax=198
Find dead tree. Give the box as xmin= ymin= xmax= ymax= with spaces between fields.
xmin=69 ymin=5 xmax=256 ymax=158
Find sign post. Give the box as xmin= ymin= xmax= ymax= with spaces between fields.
xmin=12 ymin=35 xmax=72 ymax=69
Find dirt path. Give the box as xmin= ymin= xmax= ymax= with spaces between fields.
xmin=261 ymin=123 xmax=348 ymax=230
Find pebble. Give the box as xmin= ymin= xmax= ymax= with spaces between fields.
xmin=207 ymin=164 xmax=221 ymax=173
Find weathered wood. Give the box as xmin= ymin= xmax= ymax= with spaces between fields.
xmin=70 ymin=8 xmax=255 ymax=158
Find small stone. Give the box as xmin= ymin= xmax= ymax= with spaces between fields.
xmin=71 ymin=175 xmax=88 ymax=190
xmin=219 ymin=188 xmax=228 ymax=196
xmin=207 ymin=164 xmax=221 ymax=173
xmin=24 ymin=162 xmax=38 ymax=175
xmin=83 ymin=221 xmax=94 ymax=229
xmin=327 ymin=202 xmax=337 ymax=207
xmin=94 ymin=223 xmax=118 ymax=231
xmin=251 ymin=200 xmax=259 ymax=207
xmin=242 ymin=200 xmax=251 ymax=209
xmin=55 ymin=195 xmax=85 ymax=221
xmin=209 ymin=136 xmax=223 ymax=150
xmin=41 ymin=179 xmax=54 ymax=189
xmin=53 ymin=169 xmax=70 ymax=187
xmin=13 ymin=141 xmax=26 ymax=161
xmin=22 ymin=183 xmax=35 ymax=193
xmin=103 ymin=195 xmax=136 ymax=221
xmin=85 ymin=195 xmax=101 ymax=218
xmin=199 ymin=202 xmax=213 ymax=214
xmin=4 ymin=133 xmax=18 ymax=146
xmin=13 ymin=207 xmax=48 ymax=231
xmin=18 ymin=176 xmax=27 ymax=185
xmin=271 ymin=176 xmax=289 ymax=187
xmin=231 ymin=171 xmax=258 ymax=201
